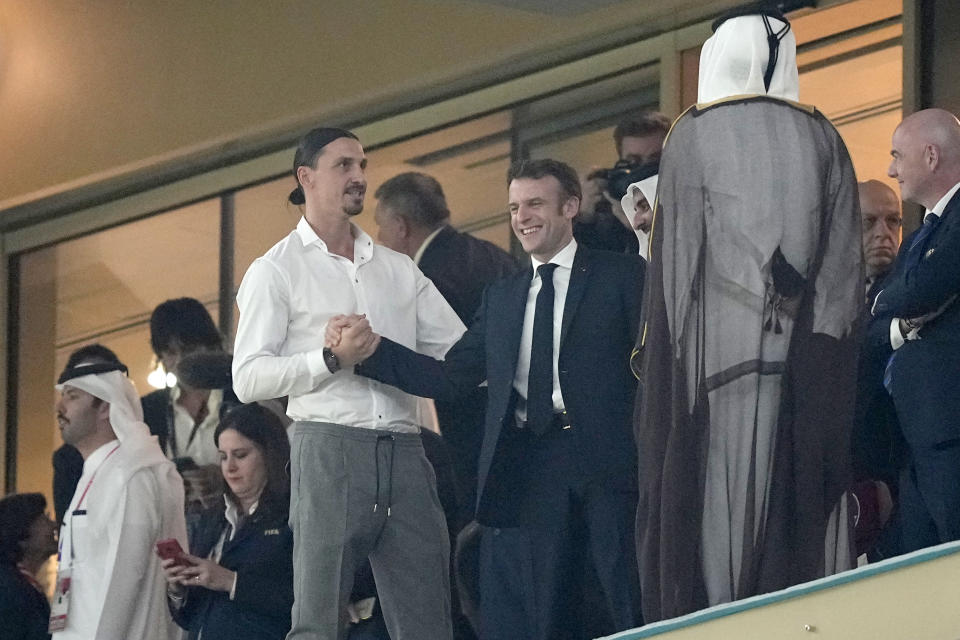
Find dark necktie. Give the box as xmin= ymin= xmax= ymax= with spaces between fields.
xmin=883 ymin=212 xmax=939 ymax=391
xmin=903 ymin=212 xmax=940 ymax=270
xmin=527 ymin=263 xmax=558 ymax=435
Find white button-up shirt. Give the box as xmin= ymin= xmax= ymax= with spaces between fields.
xmin=166 ymin=386 xmax=222 ymax=465
xmin=233 ymin=217 xmax=465 ymax=429
xmin=512 ymin=239 xmax=576 ymax=419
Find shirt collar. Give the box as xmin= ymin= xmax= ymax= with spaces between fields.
xmin=927 ymin=181 xmax=960 ymax=218
xmin=224 ymin=494 xmax=258 ymax=538
xmin=413 ymin=226 xmax=446 ymax=265
xmin=82 ymin=439 xmax=119 ymax=472
xmin=170 ymin=385 xmax=223 ymax=410
xmin=295 ymin=216 xmax=375 ymax=264
xmin=529 ymin=238 xmax=577 ymax=276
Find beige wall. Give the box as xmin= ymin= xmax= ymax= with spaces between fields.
xmin=607 ymin=546 xmax=960 ymax=639
xmin=0 ymin=0 xmax=748 ymax=209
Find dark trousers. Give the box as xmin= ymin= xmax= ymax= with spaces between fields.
xmin=898 ymin=443 xmax=960 ymax=552
xmin=477 ymin=427 xmax=641 ymax=640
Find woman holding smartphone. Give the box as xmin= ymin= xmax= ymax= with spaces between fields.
xmin=160 ymin=403 xmax=293 ymax=640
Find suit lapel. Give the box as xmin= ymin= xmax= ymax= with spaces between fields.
xmin=560 ymin=248 xmax=589 ymax=348
xmin=501 ymin=268 xmax=534 ymax=378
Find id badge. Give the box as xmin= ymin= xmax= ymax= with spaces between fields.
xmin=48 ymin=567 xmax=72 ymax=632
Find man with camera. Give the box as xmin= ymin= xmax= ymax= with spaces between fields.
xmin=576 ymin=111 xmax=670 ymax=254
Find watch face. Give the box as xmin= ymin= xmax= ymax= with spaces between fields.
xmin=324 ymin=347 xmax=340 ymax=372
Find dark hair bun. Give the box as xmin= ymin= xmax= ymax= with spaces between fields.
xmin=288 ymin=186 xmax=305 ymax=205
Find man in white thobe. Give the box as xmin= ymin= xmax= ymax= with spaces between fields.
xmin=52 ymin=359 xmax=187 ymax=640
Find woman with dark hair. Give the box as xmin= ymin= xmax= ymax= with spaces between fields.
xmin=0 ymin=492 xmax=58 ymax=640
xmin=160 ymin=403 xmax=293 ymax=640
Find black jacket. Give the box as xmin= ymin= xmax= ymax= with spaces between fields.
xmin=0 ymin=563 xmax=50 ymax=640
xmin=359 ymin=246 xmax=644 ymax=525
xmin=417 ymin=225 xmax=519 ymax=324
xmin=169 ymin=498 xmax=293 ymax=640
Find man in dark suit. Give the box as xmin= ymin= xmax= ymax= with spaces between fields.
xmin=373 ymin=171 xmax=518 ymax=515
xmin=853 ymin=180 xmax=905 ymax=558
xmin=870 ymin=108 xmax=960 ymax=552
xmin=329 ymin=159 xmax=644 ymax=640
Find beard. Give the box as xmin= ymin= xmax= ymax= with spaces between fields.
xmin=343 ymin=184 xmax=365 ymax=217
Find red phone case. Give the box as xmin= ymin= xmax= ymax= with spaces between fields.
xmin=156 ymin=538 xmax=189 ymax=565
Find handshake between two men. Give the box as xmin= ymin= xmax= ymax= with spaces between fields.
xmin=325 ymin=314 xmax=381 ymax=368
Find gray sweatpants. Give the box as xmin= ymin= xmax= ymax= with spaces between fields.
xmin=287 ymin=422 xmax=452 ymax=640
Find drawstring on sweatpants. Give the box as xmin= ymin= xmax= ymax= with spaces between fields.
xmin=373 ymin=434 xmax=396 ymax=516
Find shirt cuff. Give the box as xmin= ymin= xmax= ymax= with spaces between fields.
xmin=228 ymin=572 xmax=238 ymax=600
xmin=890 ymin=318 xmax=905 ymax=350
xmin=305 ymin=347 xmax=335 ymax=379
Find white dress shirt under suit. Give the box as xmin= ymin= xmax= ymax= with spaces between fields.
xmin=512 ymin=238 xmax=577 ymax=420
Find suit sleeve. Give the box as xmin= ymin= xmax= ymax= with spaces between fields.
xmin=168 ymin=585 xmax=201 ymax=632
xmin=872 ymin=215 xmax=960 ymax=318
xmin=357 ymin=291 xmax=489 ymax=401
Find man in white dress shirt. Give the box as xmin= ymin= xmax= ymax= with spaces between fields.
xmin=233 ymin=127 xmax=465 ymax=640
xmin=52 ymin=358 xmax=186 ymax=640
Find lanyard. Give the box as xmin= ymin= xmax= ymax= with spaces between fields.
xmin=59 ymin=443 xmax=121 ymax=564
xmin=74 ymin=443 xmax=121 ymax=511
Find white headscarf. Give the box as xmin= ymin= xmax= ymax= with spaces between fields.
xmin=56 ymin=366 xmax=167 ymax=466
xmin=621 ymin=174 xmax=659 ymax=260
xmin=697 ymin=15 xmax=799 ymax=104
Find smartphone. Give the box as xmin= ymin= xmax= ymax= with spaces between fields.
xmin=155 ymin=538 xmax=191 ymax=566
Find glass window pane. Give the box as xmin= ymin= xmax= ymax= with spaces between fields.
xmin=364 ymin=112 xmax=514 ymax=251
xmin=525 ymin=64 xmax=661 ymax=177
xmin=233 ymin=176 xmax=304 ymax=287
xmin=800 ymin=45 xmax=902 ymax=194
xmin=14 ymin=201 xmax=220 ymax=498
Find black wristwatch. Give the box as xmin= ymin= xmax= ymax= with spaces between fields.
xmin=323 ymin=347 xmax=341 ymax=373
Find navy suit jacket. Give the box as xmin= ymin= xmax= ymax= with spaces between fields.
xmin=870 ymin=188 xmax=960 ymax=449
xmin=417 ymin=225 xmax=519 ymax=518
xmin=170 ymin=498 xmax=294 ymax=640
xmin=418 ymin=225 xmax=519 ymax=325
xmin=358 ymin=246 xmax=644 ymax=526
